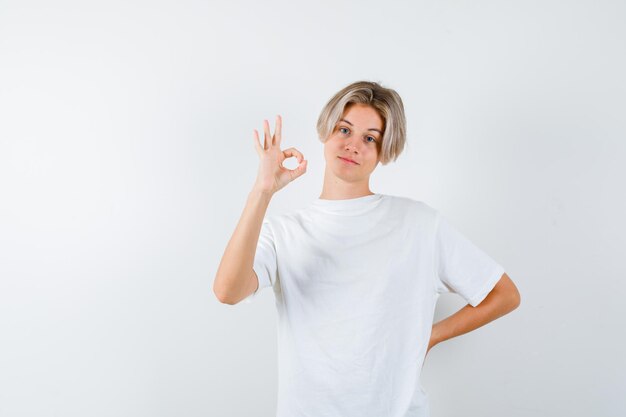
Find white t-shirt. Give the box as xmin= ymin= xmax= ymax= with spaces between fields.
xmin=243 ymin=193 xmax=505 ymax=417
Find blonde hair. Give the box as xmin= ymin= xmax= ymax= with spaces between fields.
xmin=316 ymin=80 xmax=407 ymax=165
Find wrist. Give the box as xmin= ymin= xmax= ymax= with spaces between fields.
xmin=249 ymin=187 xmax=274 ymax=200
xmin=430 ymin=323 xmax=444 ymax=346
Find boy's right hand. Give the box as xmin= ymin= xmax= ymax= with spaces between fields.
xmin=252 ymin=115 xmax=307 ymax=195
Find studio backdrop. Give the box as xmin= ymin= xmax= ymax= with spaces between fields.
xmin=0 ymin=0 xmax=624 ymax=416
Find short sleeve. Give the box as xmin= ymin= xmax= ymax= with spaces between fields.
xmin=243 ymin=218 xmax=278 ymax=304
xmin=433 ymin=212 xmax=505 ymax=307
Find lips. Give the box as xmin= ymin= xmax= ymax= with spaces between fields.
xmin=338 ymin=156 xmax=358 ymax=165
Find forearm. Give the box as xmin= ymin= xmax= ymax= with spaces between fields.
xmin=213 ymin=188 xmax=273 ymax=302
xmin=430 ymin=278 xmax=520 ymax=347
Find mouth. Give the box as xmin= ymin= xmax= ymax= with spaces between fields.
xmin=338 ymin=156 xmax=359 ymax=165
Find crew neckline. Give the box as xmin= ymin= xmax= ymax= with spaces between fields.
xmin=310 ymin=193 xmax=384 ymax=214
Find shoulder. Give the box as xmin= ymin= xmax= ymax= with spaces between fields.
xmin=381 ymin=194 xmax=439 ymax=220
xmin=262 ymin=207 xmax=308 ymax=231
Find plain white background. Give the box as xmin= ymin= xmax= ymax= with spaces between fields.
xmin=1 ymin=0 xmax=624 ymax=416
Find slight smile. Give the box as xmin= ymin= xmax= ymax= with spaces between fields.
xmin=338 ymin=156 xmax=359 ymax=165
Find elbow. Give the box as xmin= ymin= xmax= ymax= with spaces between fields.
xmin=213 ymin=277 xmax=234 ymax=305
xmin=214 ymin=289 xmax=237 ymax=305
xmin=213 ymin=280 xmax=245 ymax=305
xmin=214 ymin=289 xmax=230 ymax=304
xmin=509 ymin=287 xmax=521 ymax=311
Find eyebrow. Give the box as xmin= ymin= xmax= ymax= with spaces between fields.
xmin=339 ymin=118 xmax=383 ymax=135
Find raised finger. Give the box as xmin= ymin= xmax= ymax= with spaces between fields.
xmin=253 ymin=129 xmax=262 ymax=155
xmin=263 ymin=119 xmax=272 ymax=149
xmin=274 ymin=115 xmax=282 ymax=147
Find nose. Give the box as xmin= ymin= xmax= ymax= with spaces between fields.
xmin=344 ymin=136 xmax=361 ymax=153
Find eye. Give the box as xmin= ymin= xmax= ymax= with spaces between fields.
xmin=338 ymin=126 xmax=377 ymax=144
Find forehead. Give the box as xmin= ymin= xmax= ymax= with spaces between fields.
xmin=340 ymin=103 xmax=383 ymax=129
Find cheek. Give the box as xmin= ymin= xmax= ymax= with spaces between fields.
xmin=323 ymin=141 xmax=336 ymax=159
xmin=367 ymin=150 xmax=380 ymax=166
xmin=325 ymin=137 xmax=341 ymax=151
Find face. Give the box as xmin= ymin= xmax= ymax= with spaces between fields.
xmin=323 ymin=103 xmax=384 ymax=184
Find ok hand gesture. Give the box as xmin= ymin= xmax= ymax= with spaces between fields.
xmin=252 ymin=115 xmax=307 ymax=195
